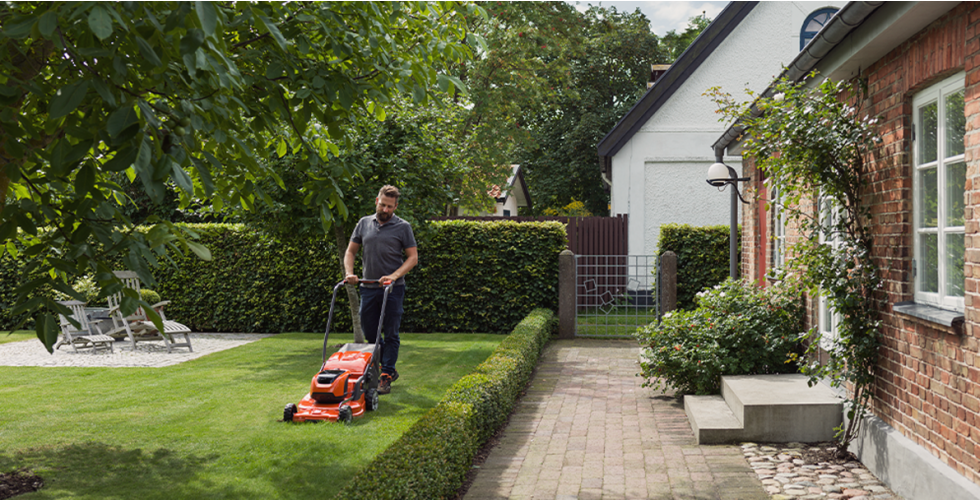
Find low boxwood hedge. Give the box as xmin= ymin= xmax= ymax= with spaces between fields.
xmin=334 ymin=308 xmax=554 ymax=500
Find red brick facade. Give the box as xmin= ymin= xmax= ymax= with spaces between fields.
xmin=740 ymin=3 xmax=980 ymax=485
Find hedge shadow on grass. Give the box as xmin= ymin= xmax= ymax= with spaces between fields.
xmin=0 ymin=443 xmax=238 ymax=500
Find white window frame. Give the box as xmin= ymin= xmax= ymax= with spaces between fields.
xmin=912 ymin=73 xmax=966 ymax=312
xmin=770 ymin=188 xmax=786 ymax=274
xmin=817 ymin=195 xmax=840 ymax=350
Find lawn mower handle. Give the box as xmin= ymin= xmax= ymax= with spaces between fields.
xmin=321 ymin=278 xmax=394 ymax=365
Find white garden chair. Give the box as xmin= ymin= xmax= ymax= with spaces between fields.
xmin=55 ymin=300 xmax=115 ymax=354
xmin=104 ymin=271 xmax=193 ymax=353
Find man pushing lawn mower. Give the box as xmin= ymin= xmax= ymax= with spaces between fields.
xmin=344 ymin=185 xmax=418 ymax=395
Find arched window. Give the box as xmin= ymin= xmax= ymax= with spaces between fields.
xmin=800 ymin=8 xmax=838 ymax=50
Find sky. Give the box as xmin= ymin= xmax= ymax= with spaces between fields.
xmin=565 ymin=1 xmax=729 ymax=36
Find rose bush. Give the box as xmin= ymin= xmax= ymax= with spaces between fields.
xmin=635 ymin=278 xmax=805 ymax=395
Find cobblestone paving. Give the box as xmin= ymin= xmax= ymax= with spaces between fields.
xmin=0 ymin=333 xmax=272 ymax=368
xmin=743 ymin=443 xmax=903 ymax=500
xmin=464 ymin=338 xmax=768 ymax=500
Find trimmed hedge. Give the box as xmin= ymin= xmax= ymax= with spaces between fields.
xmin=335 ymin=308 xmax=554 ymax=500
xmin=404 ymin=220 xmax=566 ymax=333
xmin=658 ymin=223 xmax=739 ymax=310
xmin=0 ymin=221 xmax=566 ymax=334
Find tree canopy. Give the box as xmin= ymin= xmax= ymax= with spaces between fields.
xmin=0 ymin=2 xmax=482 ymax=349
xmin=517 ymin=6 xmax=684 ymax=215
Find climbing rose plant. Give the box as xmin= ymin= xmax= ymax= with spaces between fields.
xmin=707 ymin=73 xmax=884 ymax=456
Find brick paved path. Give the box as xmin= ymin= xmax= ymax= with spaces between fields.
xmin=464 ymin=339 xmax=768 ymax=500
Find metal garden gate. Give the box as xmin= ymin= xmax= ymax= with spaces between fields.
xmin=574 ymin=254 xmax=660 ymax=338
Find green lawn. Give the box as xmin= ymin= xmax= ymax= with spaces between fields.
xmin=576 ymin=307 xmax=658 ymax=337
xmin=1 ymin=331 xmax=37 ymax=345
xmin=0 ymin=332 xmax=502 ymax=499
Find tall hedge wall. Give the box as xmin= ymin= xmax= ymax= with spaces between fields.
xmin=657 ymin=223 xmax=738 ymax=310
xmin=404 ymin=220 xmax=566 ymax=333
xmin=0 ymin=221 xmax=566 ymax=334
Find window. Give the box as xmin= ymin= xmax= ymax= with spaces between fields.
xmin=818 ymin=195 xmax=840 ymax=349
xmin=913 ymin=73 xmax=965 ymax=312
xmin=800 ymin=8 xmax=838 ymax=51
xmin=769 ymin=189 xmax=786 ymax=274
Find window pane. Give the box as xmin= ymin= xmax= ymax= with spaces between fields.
xmin=821 ymin=297 xmax=832 ymax=334
xmin=946 ymin=232 xmax=965 ymax=297
xmin=946 ymin=161 xmax=966 ymax=227
xmin=946 ymin=89 xmax=965 ymax=158
xmin=919 ymin=234 xmax=939 ymax=293
xmin=919 ymin=102 xmax=938 ymax=164
xmin=919 ymin=167 xmax=938 ymax=227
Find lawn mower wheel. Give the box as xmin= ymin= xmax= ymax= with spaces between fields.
xmin=284 ymin=403 xmax=297 ymax=422
xmin=365 ymin=388 xmax=379 ymax=411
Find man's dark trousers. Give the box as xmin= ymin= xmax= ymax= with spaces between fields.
xmin=360 ymin=284 xmax=404 ymax=376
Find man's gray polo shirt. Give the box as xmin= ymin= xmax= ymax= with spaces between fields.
xmin=350 ymin=214 xmax=416 ymax=287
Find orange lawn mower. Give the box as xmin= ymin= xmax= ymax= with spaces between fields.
xmin=283 ymin=278 xmax=392 ymax=424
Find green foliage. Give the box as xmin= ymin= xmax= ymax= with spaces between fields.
xmin=709 ymin=74 xmax=883 ymax=454
xmin=518 ymin=6 xmax=676 ymax=215
xmin=336 ymin=308 xmax=553 ymax=500
xmin=459 ymin=2 xmax=584 ymax=173
xmin=658 ymin=223 xmax=737 ymax=310
xmin=542 ymin=199 xmax=592 ymax=217
xmin=0 ymin=1 xmax=483 ymax=351
xmin=660 ymin=12 xmax=712 ymax=60
xmin=1 ymin=222 xmax=565 ymax=333
xmin=139 ymin=289 xmax=161 ymax=305
xmin=404 ymin=220 xmax=567 ymax=333
xmin=636 ymin=279 xmax=804 ymax=395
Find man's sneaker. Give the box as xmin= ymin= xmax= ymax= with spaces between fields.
xmin=378 ymin=373 xmax=392 ymax=395
xmin=390 ymin=369 xmax=399 ymax=383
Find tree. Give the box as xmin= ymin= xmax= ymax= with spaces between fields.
xmin=660 ymin=12 xmax=711 ymax=60
xmin=0 ymin=2 xmax=481 ymax=350
xmin=239 ymin=95 xmax=479 ymax=341
xmin=447 ymin=1 xmax=586 ymax=199
xmin=517 ymin=6 xmax=671 ymax=215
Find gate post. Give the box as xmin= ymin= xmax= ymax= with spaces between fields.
xmin=558 ymin=249 xmax=575 ymax=339
xmin=660 ymin=251 xmax=677 ymax=314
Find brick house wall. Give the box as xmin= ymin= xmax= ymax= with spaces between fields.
xmin=740 ymin=3 xmax=980 ymax=485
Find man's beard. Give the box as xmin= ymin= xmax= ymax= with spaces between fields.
xmin=376 ymin=210 xmax=392 ymax=223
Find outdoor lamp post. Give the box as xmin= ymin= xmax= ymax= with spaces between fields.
xmin=706 ymin=161 xmax=750 ymax=279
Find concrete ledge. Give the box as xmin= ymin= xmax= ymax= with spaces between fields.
xmin=684 ymin=395 xmax=743 ymax=444
xmin=723 ymin=374 xmax=842 ymax=442
xmin=849 ymin=410 xmax=980 ymax=500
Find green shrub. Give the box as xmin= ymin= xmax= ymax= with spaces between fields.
xmin=635 ymin=279 xmax=804 ymax=395
xmin=140 ymin=289 xmax=161 ymax=305
xmin=336 ymin=308 xmax=553 ymax=500
xmin=658 ymin=223 xmax=738 ymax=310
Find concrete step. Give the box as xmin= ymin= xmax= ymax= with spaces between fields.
xmin=685 ymin=373 xmax=843 ymax=444
xmin=684 ymin=395 xmax=744 ymax=444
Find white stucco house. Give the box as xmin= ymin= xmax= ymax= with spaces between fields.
xmin=597 ymin=1 xmax=845 ymax=256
